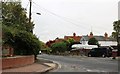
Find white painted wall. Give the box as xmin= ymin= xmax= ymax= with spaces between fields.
xmin=99 ymin=41 xmax=117 ymax=46
xmin=81 ymin=41 xmax=117 ymax=46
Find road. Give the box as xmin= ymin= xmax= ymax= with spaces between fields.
xmin=37 ymin=54 xmax=118 ymax=74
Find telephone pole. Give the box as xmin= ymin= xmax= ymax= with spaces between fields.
xmin=29 ymin=0 xmax=32 ymax=33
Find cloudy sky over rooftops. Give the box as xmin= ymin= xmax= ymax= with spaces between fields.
xmin=22 ymin=0 xmax=119 ymax=42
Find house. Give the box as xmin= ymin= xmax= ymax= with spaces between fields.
xmin=46 ymin=33 xmax=82 ymax=47
xmin=64 ymin=33 xmax=82 ymax=42
xmin=46 ymin=38 xmax=65 ymax=47
xmin=71 ymin=44 xmax=98 ymax=56
xmin=2 ymin=44 xmax=14 ymax=57
xmin=80 ymin=32 xmax=117 ymax=46
xmin=55 ymin=37 xmax=65 ymax=43
xmin=46 ymin=40 xmax=55 ymax=47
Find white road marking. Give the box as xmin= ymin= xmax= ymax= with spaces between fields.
xmin=86 ymin=69 xmax=106 ymax=72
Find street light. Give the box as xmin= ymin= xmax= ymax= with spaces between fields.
xmin=31 ymin=12 xmax=41 ymax=15
xmin=29 ymin=0 xmax=32 ymax=32
xmin=36 ymin=13 xmax=41 ymax=15
xmin=29 ymin=0 xmax=41 ymax=33
xmin=118 ymin=30 xmax=120 ymax=56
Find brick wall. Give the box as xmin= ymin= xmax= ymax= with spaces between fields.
xmin=1 ymin=55 xmax=35 ymax=69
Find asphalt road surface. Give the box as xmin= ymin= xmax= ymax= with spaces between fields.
xmin=37 ymin=54 xmax=119 ymax=74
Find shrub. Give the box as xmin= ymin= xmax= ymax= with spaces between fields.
xmin=88 ymin=37 xmax=99 ymax=46
xmin=2 ymin=25 xmax=41 ymax=59
xmin=50 ymin=42 xmax=67 ymax=53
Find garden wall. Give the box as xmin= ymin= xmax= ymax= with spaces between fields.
xmin=1 ymin=55 xmax=34 ymax=69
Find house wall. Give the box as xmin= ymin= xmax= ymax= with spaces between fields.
xmin=81 ymin=41 xmax=117 ymax=46
xmin=99 ymin=41 xmax=117 ymax=46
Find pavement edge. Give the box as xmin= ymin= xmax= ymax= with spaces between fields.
xmin=36 ymin=57 xmax=61 ymax=73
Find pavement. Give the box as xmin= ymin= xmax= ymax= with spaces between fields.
xmin=2 ymin=57 xmax=58 ymax=74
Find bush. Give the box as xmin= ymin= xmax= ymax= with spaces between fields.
xmin=88 ymin=37 xmax=99 ymax=46
xmin=2 ymin=2 xmax=41 ymax=60
xmin=64 ymin=38 xmax=75 ymax=51
xmin=14 ymin=31 xmax=41 ymax=56
xmin=50 ymin=42 xmax=67 ymax=53
xmin=2 ymin=25 xmax=41 ymax=59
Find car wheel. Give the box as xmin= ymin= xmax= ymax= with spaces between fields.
xmin=88 ymin=54 xmax=91 ymax=57
xmin=102 ymin=54 xmax=106 ymax=58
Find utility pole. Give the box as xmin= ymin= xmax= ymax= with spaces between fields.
xmin=29 ymin=0 xmax=32 ymax=33
xmin=118 ymin=1 xmax=120 ymax=56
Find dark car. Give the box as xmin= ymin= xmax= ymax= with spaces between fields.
xmin=88 ymin=47 xmax=112 ymax=57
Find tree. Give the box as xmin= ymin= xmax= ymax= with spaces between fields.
xmin=112 ymin=20 xmax=120 ymax=56
xmin=2 ymin=25 xmax=41 ymax=59
xmin=40 ymin=41 xmax=48 ymax=49
xmin=2 ymin=2 xmax=34 ymax=32
xmin=14 ymin=31 xmax=41 ymax=60
xmin=111 ymin=32 xmax=117 ymax=39
xmin=112 ymin=20 xmax=120 ymax=41
xmin=2 ymin=25 xmax=15 ymax=47
xmin=2 ymin=1 xmax=41 ymax=59
xmin=64 ymin=38 xmax=75 ymax=51
xmin=50 ymin=42 xmax=67 ymax=53
xmin=88 ymin=37 xmax=99 ymax=46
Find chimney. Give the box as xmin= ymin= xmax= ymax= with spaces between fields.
xmin=104 ymin=32 xmax=108 ymax=40
xmin=89 ymin=32 xmax=93 ymax=38
xmin=73 ymin=33 xmax=76 ymax=37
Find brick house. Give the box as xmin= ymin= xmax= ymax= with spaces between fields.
xmin=80 ymin=32 xmax=117 ymax=46
xmin=2 ymin=44 xmax=14 ymax=57
xmin=70 ymin=32 xmax=117 ymax=56
xmin=64 ymin=33 xmax=82 ymax=42
xmin=46 ymin=33 xmax=82 ymax=47
xmin=46 ymin=40 xmax=55 ymax=47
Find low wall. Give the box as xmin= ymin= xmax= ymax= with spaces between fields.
xmin=1 ymin=55 xmax=35 ymax=69
xmin=70 ymin=49 xmax=91 ymax=56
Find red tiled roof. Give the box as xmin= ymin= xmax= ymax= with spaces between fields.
xmin=64 ymin=36 xmax=82 ymax=42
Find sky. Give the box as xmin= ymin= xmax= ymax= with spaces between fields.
xmin=21 ymin=0 xmax=119 ymax=42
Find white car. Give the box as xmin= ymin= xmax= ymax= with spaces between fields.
xmin=39 ymin=51 xmax=41 ymax=54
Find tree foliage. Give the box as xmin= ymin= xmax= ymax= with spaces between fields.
xmin=64 ymin=38 xmax=75 ymax=51
xmin=2 ymin=2 xmax=34 ymax=32
xmin=14 ymin=31 xmax=41 ymax=55
xmin=88 ymin=37 xmax=99 ymax=46
xmin=50 ymin=42 xmax=67 ymax=53
xmin=112 ymin=20 xmax=120 ymax=55
xmin=2 ymin=1 xmax=41 ymax=58
xmin=112 ymin=20 xmax=120 ymax=41
xmin=2 ymin=25 xmax=41 ymax=56
xmin=50 ymin=38 xmax=75 ymax=53
xmin=113 ymin=20 xmax=120 ymax=32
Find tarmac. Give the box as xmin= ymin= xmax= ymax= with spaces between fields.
xmin=2 ymin=57 xmax=58 ymax=74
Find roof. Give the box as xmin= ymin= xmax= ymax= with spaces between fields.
xmin=64 ymin=36 xmax=82 ymax=42
xmin=81 ymin=35 xmax=116 ymax=41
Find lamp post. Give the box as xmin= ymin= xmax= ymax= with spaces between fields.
xmin=29 ymin=0 xmax=41 ymax=33
xmin=118 ymin=29 xmax=120 ymax=56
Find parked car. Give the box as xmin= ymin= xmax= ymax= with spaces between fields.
xmin=88 ymin=47 xmax=112 ymax=57
xmin=39 ymin=51 xmax=42 ymax=54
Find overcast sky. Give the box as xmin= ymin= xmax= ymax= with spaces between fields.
xmin=22 ymin=0 xmax=119 ymax=42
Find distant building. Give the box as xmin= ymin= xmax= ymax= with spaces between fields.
xmin=46 ymin=37 xmax=65 ymax=47
xmin=46 ymin=40 xmax=55 ymax=47
xmin=64 ymin=33 xmax=82 ymax=42
xmin=55 ymin=37 xmax=65 ymax=43
xmin=80 ymin=32 xmax=117 ymax=46
xmin=46 ymin=33 xmax=82 ymax=47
